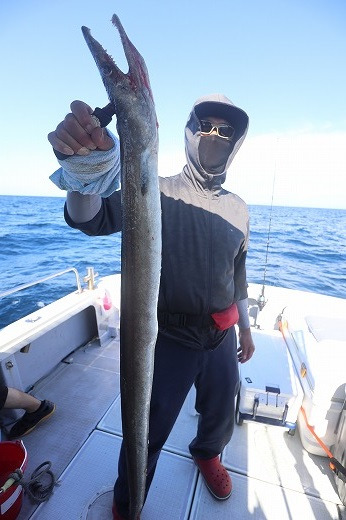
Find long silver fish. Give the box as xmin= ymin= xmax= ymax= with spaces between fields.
xmin=82 ymin=16 xmax=161 ymax=520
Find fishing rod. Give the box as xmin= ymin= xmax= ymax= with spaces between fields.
xmin=257 ymin=145 xmax=277 ymax=311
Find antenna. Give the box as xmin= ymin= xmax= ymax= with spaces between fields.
xmin=258 ymin=139 xmax=278 ymax=310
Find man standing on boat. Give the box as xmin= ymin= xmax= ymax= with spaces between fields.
xmin=48 ymin=93 xmax=255 ymax=519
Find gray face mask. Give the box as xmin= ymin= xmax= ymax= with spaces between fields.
xmin=198 ymin=135 xmax=234 ymax=174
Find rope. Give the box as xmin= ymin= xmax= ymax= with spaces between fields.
xmin=299 ymin=405 xmax=334 ymax=458
xmin=299 ymin=406 xmax=346 ymax=482
xmin=4 ymin=461 xmax=57 ymax=503
xmin=23 ymin=461 xmax=57 ymax=503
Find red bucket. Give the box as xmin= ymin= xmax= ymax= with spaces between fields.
xmin=0 ymin=441 xmax=28 ymax=520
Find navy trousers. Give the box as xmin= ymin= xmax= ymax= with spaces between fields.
xmin=114 ymin=326 xmax=239 ymax=516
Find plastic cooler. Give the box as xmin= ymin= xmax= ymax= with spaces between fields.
xmin=236 ymin=329 xmax=304 ymax=429
xmin=0 ymin=441 xmax=28 ymax=520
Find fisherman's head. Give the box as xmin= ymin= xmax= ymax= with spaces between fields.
xmin=184 ymin=94 xmax=249 ymax=184
xmin=195 ymin=100 xmax=247 ymax=175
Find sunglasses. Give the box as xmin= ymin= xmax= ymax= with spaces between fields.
xmin=200 ymin=120 xmax=235 ymax=140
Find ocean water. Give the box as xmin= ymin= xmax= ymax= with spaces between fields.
xmin=1 ymin=195 xmax=345 ymax=329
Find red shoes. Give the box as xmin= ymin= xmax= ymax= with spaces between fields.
xmin=112 ymin=457 xmax=231 ymax=517
xmin=194 ymin=455 xmax=232 ymax=500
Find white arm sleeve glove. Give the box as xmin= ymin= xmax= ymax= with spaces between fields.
xmin=49 ymin=130 xmax=120 ymax=198
xmin=66 ymin=192 xmax=102 ymax=224
xmin=237 ymin=298 xmax=250 ymax=330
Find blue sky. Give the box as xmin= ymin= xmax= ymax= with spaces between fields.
xmin=1 ymin=0 xmax=345 ymax=208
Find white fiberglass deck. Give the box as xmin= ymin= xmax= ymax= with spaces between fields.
xmin=14 ymin=330 xmax=345 ymax=520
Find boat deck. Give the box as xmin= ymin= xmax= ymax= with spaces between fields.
xmin=14 ymin=328 xmax=345 ymax=519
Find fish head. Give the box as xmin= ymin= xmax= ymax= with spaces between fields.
xmin=81 ymin=15 xmax=158 ymax=147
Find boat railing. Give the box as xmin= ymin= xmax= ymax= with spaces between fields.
xmin=0 ymin=267 xmax=83 ymax=299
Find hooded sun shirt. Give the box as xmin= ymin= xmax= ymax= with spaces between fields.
xmin=155 ymin=94 xmax=250 ymax=348
xmin=184 ymin=94 xmax=249 ymax=190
